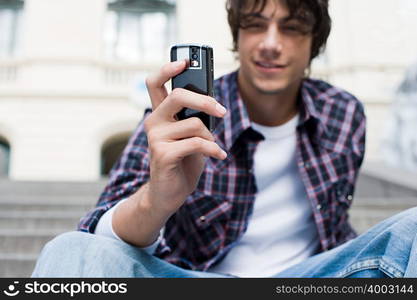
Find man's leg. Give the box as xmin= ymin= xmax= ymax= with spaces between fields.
xmin=31 ymin=231 xmax=230 ymax=278
xmin=274 ymin=207 xmax=417 ymax=278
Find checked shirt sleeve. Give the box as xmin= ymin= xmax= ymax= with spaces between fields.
xmin=78 ymin=109 xmax=152 ymax=233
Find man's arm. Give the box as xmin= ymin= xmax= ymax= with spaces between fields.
xmin=112 ymin=182 xmax=168 ymax=247
xmin=112 ymin=61 xmax=227 ymax=247
xmin=79 ymin=60 xmax=227 ymax=248
xmin=94 ymin=198 xmax=164 ymax=253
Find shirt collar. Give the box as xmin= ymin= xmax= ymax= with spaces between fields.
xmin=299 ymin=79 xmax=330 ymax=140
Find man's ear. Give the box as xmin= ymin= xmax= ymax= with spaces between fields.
xmin=304 ymin=66 xmax=311 ymax=78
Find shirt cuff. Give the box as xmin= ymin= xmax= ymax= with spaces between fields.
xmin=94 ymin=198 xmax=163 ymax=254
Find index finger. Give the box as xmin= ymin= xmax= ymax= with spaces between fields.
xmin=156 ymin=88 xmax=227 ymax=122
xmin=145 ymin=60 xmax=187 ymax=110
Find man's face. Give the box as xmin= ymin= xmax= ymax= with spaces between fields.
xmin=237 ymin=0 xmax=313 ymax=96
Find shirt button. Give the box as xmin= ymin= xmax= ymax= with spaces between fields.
xmin=347 ymin=195 xmax=353 ymax=201
xmin=199 ymin=216 xmax=206 ymax=222
xmin=316 ymin=204 xmax=322 ymax=210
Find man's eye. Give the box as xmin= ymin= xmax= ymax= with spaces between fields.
xmin=281 ymin=22 xmax=311 ymax=35
xmin=243 ymin=22 xmax=266 ymax=30
xmin=282 ymin=25 xmax=300 ymax=32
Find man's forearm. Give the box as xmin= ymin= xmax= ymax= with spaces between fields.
xmin=112 ymin=182 xmax=171 ymax=247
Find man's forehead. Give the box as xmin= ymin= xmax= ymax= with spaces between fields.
xmin=241 ymin=0 xmax=315 ymax=25
xmin=241 ymin=0 xmax=287 ymax=18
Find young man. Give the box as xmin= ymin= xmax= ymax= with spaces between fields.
xmin=33 ymin=0 xmax=417 ymax=277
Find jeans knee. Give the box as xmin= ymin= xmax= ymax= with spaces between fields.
xmin=405 ymin=206 xmax=417 ymax=218
xmin=383 ymin=207 xmax=417 ymax=254
xmin=34 ymin=231 xmax=142 ymax=277
xmin=396 ymin=207 xmax=417 ymax=230
xmin=42 ymin=231 xmax=151 ymax=266
xmin=42 ymin=231 xmax=93 ymax=254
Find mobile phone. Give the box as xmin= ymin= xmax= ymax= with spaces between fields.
xmin=170 ymin=44 xmax=215 ymax=132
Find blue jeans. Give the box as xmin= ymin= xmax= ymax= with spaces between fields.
xmin=32 ymin=207 xmax=417 ymax=278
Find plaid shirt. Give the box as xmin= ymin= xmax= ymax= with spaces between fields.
xmin=79 ymin=71 xmax=366 ymax=271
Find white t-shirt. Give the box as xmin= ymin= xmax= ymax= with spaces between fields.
xmin=208 ymin=114 xmax=320 ymax=277
xmin=95 ymin=114 xmax=320 ymax=277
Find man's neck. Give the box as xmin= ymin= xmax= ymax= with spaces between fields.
xmin=237 ymin=74 xmax=301 ymax=127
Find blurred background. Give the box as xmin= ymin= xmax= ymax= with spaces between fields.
xmin=0 ymin=0 xmax=416 ymax=276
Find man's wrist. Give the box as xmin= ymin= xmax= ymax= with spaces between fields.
xmin=111 ymin=183 xmax=169 ymax=247
xmin=136 ymin=182 xmax=177 ymax=222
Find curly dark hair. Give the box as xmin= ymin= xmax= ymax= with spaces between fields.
xmin=226 ymin=0 xmax=331 ymax=61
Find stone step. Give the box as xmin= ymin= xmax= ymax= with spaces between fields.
xmin=350 ymin=197 xmax=416 ymax=232
xmin=352 ymin=196 xmax=417 ymax=207
xmin=0 ymin=230 xmax=64 ymax=256
xmin=0 ymin=203 xmax=94 ymax=212
xmin=350 ymin=207 xmax=414 ymax=217
xmin=0 ymin=254 xmax=38 ymax=277
xmin=0 ymin=211 xmax=83 ymax=230
xmin=350 ymin=205 xmax=416 ymax=233
xmin=0 ymin=194 xmax=98 ymax=206
xmin=0 ymin=180 xmax=107 ymax=197
xmin=0 ymin=210 xmax=87 ymax=218
xmin=0 ymin=218 xmax=79 ymax=231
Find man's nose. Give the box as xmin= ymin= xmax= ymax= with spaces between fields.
xmin=259 ymin=24 xmax=283 ymax=54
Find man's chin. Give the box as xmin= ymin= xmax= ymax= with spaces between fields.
xmin=251 ymin=76 xmax=302 ymax=95
xmin=253 ymin=83 xmax=287 ymax=95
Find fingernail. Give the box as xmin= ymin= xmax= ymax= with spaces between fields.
xmin=215 ymin=103 xmax=227 ymax=115
xmin=220 ymin=149 xmax=227 ymax=159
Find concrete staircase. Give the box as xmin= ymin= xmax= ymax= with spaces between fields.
xmin=349 ymin=197 xmax=417 ymax=234
xmin=0 ymin=180 xmax=105 ymax=277
xmin=0 ymin=162 xmax=416 ymax=277
xmin=351 ymin=161 xmax=417 ymax=233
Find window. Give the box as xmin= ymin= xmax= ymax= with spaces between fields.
xmin=104 ymin=0 xmax=176 ymax=62
xmin=0 ymin=136 xmax=10 ymax=177
xmin=0 ymin=0 xmax=24 ymax=58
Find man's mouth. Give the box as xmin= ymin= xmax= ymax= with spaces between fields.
xmin=255 ymin=61 xmax=287 ymax=70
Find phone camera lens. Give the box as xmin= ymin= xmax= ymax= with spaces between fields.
xmin=192 ymin=47 xmax=198 ymax=53
xmin=192 ymin=54 xmax=198 ymax=59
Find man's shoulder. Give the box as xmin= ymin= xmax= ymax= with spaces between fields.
xmin=303 ymin=78 xmax=366 ymax=155
xmin=303 ymin=77 xmax=363 ymax=110
xmin=303 ymin=78 xmax=365 ymax=128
